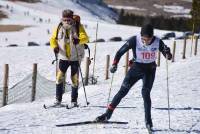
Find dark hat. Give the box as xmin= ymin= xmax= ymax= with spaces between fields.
xmin=62 ymin=9 xmax=73 ymax=18
xmin=141 ymin=24 xmax=154 ymax=37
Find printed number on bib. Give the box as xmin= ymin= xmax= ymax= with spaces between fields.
xmin=141 ymin=52 xmax=156 ymax=60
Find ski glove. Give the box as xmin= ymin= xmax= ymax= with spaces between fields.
xmin=128 ymin=59 xmax=134 ymax=67
xmin=54 ymin=47 xmax=59 ymax=54
xmin=110 ymin=65 xmax=117 ymax=73
xmin=164 ymin=47 xmax=172 ymax=60
xmin=166 ymin=53 xmax=172 ymax=60
xmin=84 ymin=44 xmax=88 ymax=49
xmin=73 ymin=38 xmax=80 ymax=45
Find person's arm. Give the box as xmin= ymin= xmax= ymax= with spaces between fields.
xmin=50 ymin=27 xmax=59 ymax=54
xmin=50 ymin=27 xmax=58 ymax=49
xmin=113 ymin=36 xmax=136 ymax=65
xmin=159 ymin=40 xmax=172 ymax=60
xmin=110 ymin=36 xmax=136 ymax=73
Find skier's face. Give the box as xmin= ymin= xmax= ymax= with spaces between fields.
xmin=62 ymin=17 xmax=74 ymax=29
xmin=141 ymin=36 xmax=153 ymax=46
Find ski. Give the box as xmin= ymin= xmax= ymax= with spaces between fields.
xmin=56 ymin=120 xmax=128 ymax=127
xmin=43 ymin=104 xmax=68 ymax=109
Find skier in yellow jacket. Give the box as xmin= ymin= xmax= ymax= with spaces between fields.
xmin=50 ymin=9 xmax=89 ymax=106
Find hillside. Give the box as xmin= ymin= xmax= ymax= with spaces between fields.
xmin=103 ymin=0 xmax=192 ymax=18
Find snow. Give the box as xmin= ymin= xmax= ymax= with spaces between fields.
xmin=108 ymin=5 xmax=146 ymax=11
xmin=0 ymin=0 xmax=200 ymax=134
xmin=153 ymin=4 xmax=191 ymax=18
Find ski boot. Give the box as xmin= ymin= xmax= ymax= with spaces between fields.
xmin=145 ymin=119 xmax=153 ymax=129
xmin=54 ymin=98 xmax=61 ymax=105
xmin=67 ymin=102 xmax=79 ymax=109
xmin=95 ymin=109 xmax=113 ymax=122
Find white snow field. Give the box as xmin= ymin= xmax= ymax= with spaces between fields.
xmin=0 ymin=0 xmax=200 ymax=134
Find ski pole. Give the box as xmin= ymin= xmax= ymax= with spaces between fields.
xmin=107 ymin=73 xmax=114 ymax=106
xmin=166 ymin=54 xmax=171 ymax=129
xmin=92 ymin=22 xmax=98 ymax=84
xmin=74 ymin=45 xmax=90 ymax=105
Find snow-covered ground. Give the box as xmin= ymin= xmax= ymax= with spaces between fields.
xmin=153 ymin=4 xmax=191 ymax=18
xmin=0 ymin=0 xmax=200 ymax=134
xmin=108 ymin=5 xmax=146 ymax=11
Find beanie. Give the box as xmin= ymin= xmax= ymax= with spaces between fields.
xmin=141 ymin=24 xmax=154 ymax=37
xmin=62 ymin=9 xmax=73 ymax=18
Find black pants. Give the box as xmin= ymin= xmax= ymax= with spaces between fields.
xmin=110 ymin=62 xmax=156 ymax=123
xmin=56 ymin=60 xmax=79 ymax=102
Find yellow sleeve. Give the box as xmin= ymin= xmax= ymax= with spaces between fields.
xmin=50 ymin=27 xmax=58 ymax=49
xmin=78 ymin=24 xmax=89 ymax=45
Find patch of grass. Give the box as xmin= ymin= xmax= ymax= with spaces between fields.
xmin=0 ymin=25 xmax=30 ymax=32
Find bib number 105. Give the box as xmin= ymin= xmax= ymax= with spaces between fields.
xmin=141 ymin=52 xmax=156 ymax=59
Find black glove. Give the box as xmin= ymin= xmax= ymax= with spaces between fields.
xmin=164 ymin=47 xmax=172 ymax=60
xmin=73 ymin=38 xmax=80 ymax=45
xmin=110 ymin=64 xmax=117 ymax=73
xmin=84 ymin=44 xmax=88 ymax=49
xmin=166 ymin=53 xmax=172 ymax=60
xmin=128 ymin=59 xmax=134 ymax=67
xmin=54 ymin=47 xmax=59 ymax=54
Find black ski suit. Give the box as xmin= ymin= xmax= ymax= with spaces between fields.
xmin=108 ymin=35 xmax=172 ymax=125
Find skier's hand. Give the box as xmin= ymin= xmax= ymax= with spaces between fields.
xmin=164 ymin=47 xmax=172 ymax=60
xmin=73 ymin=38 xmax=79 ymax=45
xmin=166 ymin=53 xmax=172 ymax=60
xmin=110 ymin=65 xmax=117 ymax=73
xmin=54 ymin=47 xmax=59 ymax=54
xmin=128 ymin=60 xmax=134 ymax=67
xmin=84 ymin=44 xmax=88 ymax=49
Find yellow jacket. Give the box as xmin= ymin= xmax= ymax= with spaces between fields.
xmin=50 ymin=24 xmax=89 ymax=60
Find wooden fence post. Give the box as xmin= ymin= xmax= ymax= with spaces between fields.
xmin=125 ymin=51 xmax=129 ymax=76
xmin=194 ymin=36 xmax=198 ymax=56
xmin=182 ymin=37 xmax=187 ymax=59
xmin=85 ymin=57 xmax=90 ymax=85
xmin=105 ymin=55 xmax=110 ymax=80
xmin=172 ymin=40 xmax=176 ymax=62
xmin=31 ymin=63 xmax=37 ymax=102
xmin=157 ymin=51 xmax=161 ymax=67
xmin=2 ymin=64 xmax=9 ymax=106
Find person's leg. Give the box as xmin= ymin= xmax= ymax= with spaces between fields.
xmin=55 ymin=60 xmax=70 ymax=103
xmin=96 ymin=65 xmax=144 ymax=121
xmin=70 ymin=61 xmax=79 ymax=104
xmin=142 ymin=69 xmax=156 ymax=127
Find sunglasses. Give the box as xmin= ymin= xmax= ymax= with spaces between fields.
xmin=62 ymin=18 xmax=74 ymax=24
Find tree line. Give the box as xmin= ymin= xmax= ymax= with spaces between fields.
xmin=117 ymin=9 xmax=191 ymax=32
xmin=117 ymin=0 xmax=200 ymax=33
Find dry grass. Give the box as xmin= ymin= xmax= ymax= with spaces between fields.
xmin=0 ymin=25 xmax=30 ymax=32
